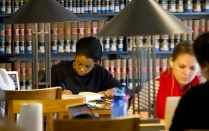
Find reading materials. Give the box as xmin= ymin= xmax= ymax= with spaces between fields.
xmin=164 ymin=96 xmax=181 ymax=130
xmin=78 ymin=92 xmax=104 ymax=103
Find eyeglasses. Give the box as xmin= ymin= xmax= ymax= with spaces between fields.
xmin=74 ymin=60 xmax=94 ymax=72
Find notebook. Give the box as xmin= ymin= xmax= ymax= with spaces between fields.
xmin=164 ymin=96 xmax=181 ymax=130
xmin=78 ymin=92 xmax=104 ymax=103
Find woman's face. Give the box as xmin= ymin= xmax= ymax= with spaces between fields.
xmin=73 ymin=55 xmax=95 ymax=76
xmin=172 ymin=54 xmax=199 ymax=88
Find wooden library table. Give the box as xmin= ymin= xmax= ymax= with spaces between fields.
xmin=62 ymin=95 xmax=165 ymax=131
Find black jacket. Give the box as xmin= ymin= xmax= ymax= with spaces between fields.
xmin=170 ymin=81 xmax=209 ymax=131
xmin=51 ymin=60 xmax=132 ymax=96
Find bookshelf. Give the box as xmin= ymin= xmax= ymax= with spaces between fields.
xmin=0 ymin=0 xmax=209 ymax=90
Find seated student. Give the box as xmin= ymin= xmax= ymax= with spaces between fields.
xmin=170 ymin=32 xmax=209 ymax=131
xmin=137 ymin=41 xmax=204 ymax=119
xmin=51 ymin=36 xmax=132 ymax=99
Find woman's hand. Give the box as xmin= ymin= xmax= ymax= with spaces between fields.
xmin=62 ymin=90 xmax=72 ymax=95
xmin=98 ymin=89 xmax=117 ymax=99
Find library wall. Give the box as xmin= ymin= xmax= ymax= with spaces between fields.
xmin=0 ymin=0 xmax=209 ymax=90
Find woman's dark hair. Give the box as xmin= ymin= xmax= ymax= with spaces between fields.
xmin=193 ymin=32 xmax=209 ymax=67
xmin=172 ymin=40 xmax=195 ymax=61
xmin=76 ymin=36 xmax=102 ymax=62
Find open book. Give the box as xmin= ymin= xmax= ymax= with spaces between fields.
xmin=78 ymin=92 xmax=104 ymax=103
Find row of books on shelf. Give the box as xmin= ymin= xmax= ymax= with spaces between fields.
xmin=158 ymin=0 xmax=209 ymax=13
xmin=0 ymin=58 xmax=169 ymax=90
xmin=1 ymin=0 xmax=209 ymax=15
xmin=0 ymin=18 xmax=209 ymax=54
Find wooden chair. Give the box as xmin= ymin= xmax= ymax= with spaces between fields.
xmin=8 ymin=98 xmax=85 ymax=131
xmin=53 ymin=116 xmax=140 ymax=131
xmin=3 ymin=86 xmax=62 ymax=117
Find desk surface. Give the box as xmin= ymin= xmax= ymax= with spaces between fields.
xmin=62 ymin=95 xmax=165 ymax=131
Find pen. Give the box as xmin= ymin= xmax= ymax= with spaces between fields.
xmin=60 ymin=83 xmax=66 ymax=90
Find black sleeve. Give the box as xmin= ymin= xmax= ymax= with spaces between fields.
xmin=99 ymin=68 xmax=132 ymax=97
xmin=169 ymin=86 xmax=203 ymax=131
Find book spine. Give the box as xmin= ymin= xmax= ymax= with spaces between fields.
xmin=71 ymin=22 xmax=77 ymax=52
xmin=127 ymin=36 xmax=132 ymax=51
xmin=64 ymin=22 xmax=71 ymax=52
xmin=117 ymin=36 xmax=123 ymax=51
xmin=110 ymin=36 xmax=117 ymax=51
xmin=101 ymin=0 xmax=105 ymax=13
xmin=0 ymin=0 xmax=6 ymax=15
xmin=127 ymin=58 xmax=133 ymax=90
xmin=168 ymin=0 xmax=176 ymax=12
xmin=19 ymin=24 xmax=25 ymax=54
xmin=72 ymin=0 xmax=77 ymax=13
xmin=115 ymin=0 xmax=119 ymax=12
xmin=183 ymin=0 xmax=193 ymax=12
xmin=0 ymin=23 xmax=5 ymax=54
xmin=109 ymin=0 xmax=114 ymax=13
xmin=84 ymin=21 xmax=91 ymax=37
xmin=193 ymin=0 xmax=201 ymax=12
xmin=102 ymin=59 xmax=109 ymax=71
xmin=160 ymin=34 xmax=169 ymax=51
xmin=176 ymin=0 xmax=183 ymax=12
xmin=174 ymin=34 xmax=181 ymax=46
xmin=121 ymin=59 xmax=127 ymax=86
xmin=97 ymin=20 xmax=104 ymax=51
xmin=193 ymin=19 xmax=200 ymax=40
xmin=5 ymin=0 xmax=11 ymax=14
xmin=38 ymin=23 xmax=45 ymax=53
xmin=25 ymin=23 xmax=32 ymax=53
xmin=26 ymin=61 xmax=32 ymax=90
xmin=169 ymin=34 xmax=175 ymax=51
xmin=109 ymin=59 xmax=114 ymax=77
xmin=115 ymin=59 xmax=121 ymax=81
xmin=91 ymin=21 xmax=97 ymax=37
xmin=14 ymin=0 xmax=19 ymax=12
xmin=187 ymin=19 xmax=193 ymax=41
xmin=5 ymin=62 xmax=11 ymax=71
xmin=68 ymin=0 xmax=73 ymax=13
xmin=64 ymin=0 xmax=69 ymax=10
xmin=20 ymin=61 xmax=26 ymax=90
xmin=80 ymin=0 xmax=85 ymax=13
xmin=154 ymin=35 xmax=160 ymax=51
xmin=84 ymin=0 xmax=88 ymax=13
xmin=0 ymin=63 xmax=5 ymax=69
xmin=77 ymin=0 xmax=81 ymax=13
xmin=92 ymin=0 xmax=97 ymax=13
xmin=97 ymin=0 xmax=101 ymax=13
xmin=199 ymin=19 xmax=206 ymax=34
xmin=77 ymin=21 xmax=84 ymax=40
xmin=51 ymin=22 xmax=58 ymax=53
xmin=14 ymin=24 xmax=20 ymax=54
xmin=105 ymin=0 xmax=109 ymax=13
xmin=88 ymin=0 xmax=93 ymax=13
xmin=57 ymin=22 xmax=65 ymax=53
xmin=119 ymin=0 xmax=125 ymax=10
xmin=14 ymin=61 xmax=20 ymax=89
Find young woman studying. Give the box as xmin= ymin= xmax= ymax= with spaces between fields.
xmin=137 ymin=40 xmax=204 ymax=119
xmin=170 ymin=32 xmax=209 ymax=131
xmin=51 ymin=36 xmax=132 ymax=99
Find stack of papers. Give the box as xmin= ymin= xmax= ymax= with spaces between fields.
xmin=78 ymin=92 xmax=104 ymax=103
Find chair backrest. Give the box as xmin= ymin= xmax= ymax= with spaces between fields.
xmin=53 ymin=116 xmax=140 ymax=131
xmin=8 ymin=99 xmax=85 ymax=131
xmin=3 ymin=87 xmax=62 ymax=117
